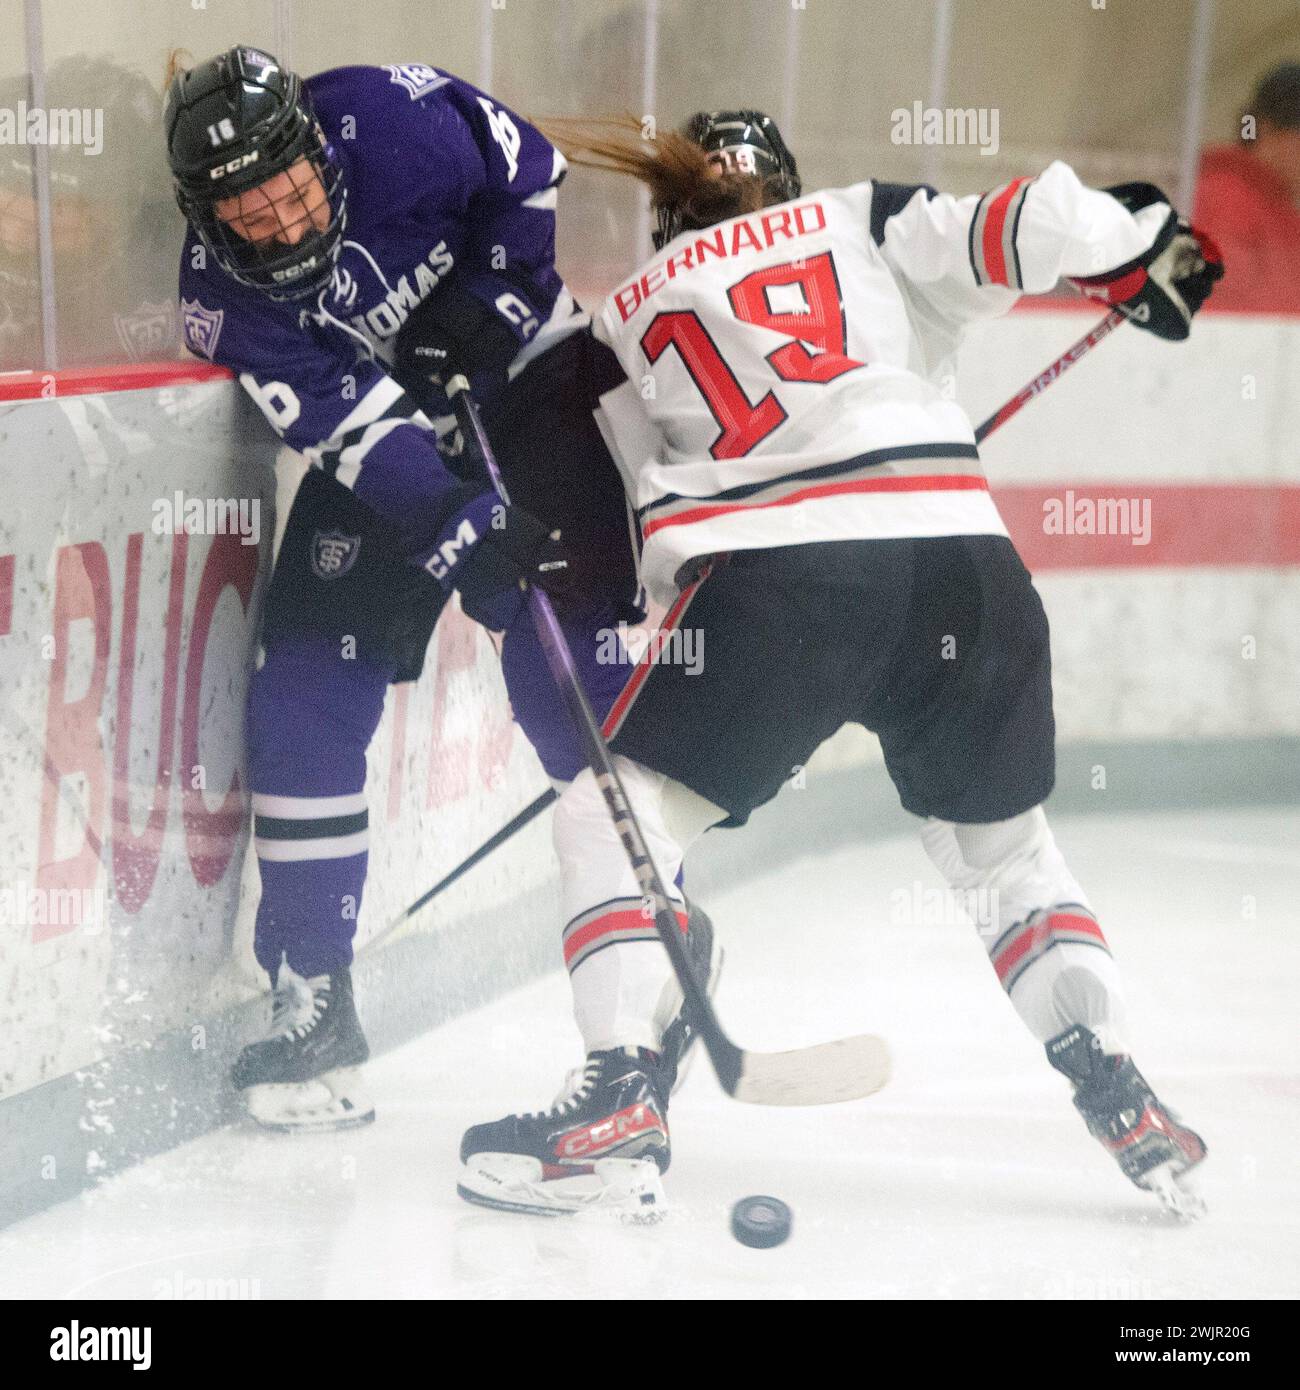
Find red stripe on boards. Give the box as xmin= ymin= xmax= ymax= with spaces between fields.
xmin=0 ymin=360 xmax=230 ymax=400
xmin=994 ymin=483 xmax=1300 ymax=570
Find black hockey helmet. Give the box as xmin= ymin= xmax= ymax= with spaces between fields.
xmin=654 ymin=109 xmax=801 ymax=250
xmin=165 ymin=45 xmax=346 ymax=300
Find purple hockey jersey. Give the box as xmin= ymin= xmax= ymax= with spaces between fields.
xmin=177 ymin=62 xmax=583 ymax=543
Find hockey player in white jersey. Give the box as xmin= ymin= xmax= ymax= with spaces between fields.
xmin=458 ymin=112 xmax=1222 ymax=1218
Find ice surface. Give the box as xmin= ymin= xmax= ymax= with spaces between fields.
xmin=1 ymin=807 xmax=1296 ymax=1300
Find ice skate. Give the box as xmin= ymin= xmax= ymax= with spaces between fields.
xmin=1047 ymin=1025 xmax=1207 ymax=1219
xmin=233 ymin=968 xmax=375 ymax=1133
xmin=655 ymin=900 xmax=723 ymax=1096
xmin=458 ymin=1047 xmax=670 ymax=1218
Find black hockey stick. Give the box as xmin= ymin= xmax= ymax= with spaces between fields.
xmin=360 ymin=787 xmax=557 ymax=958
xmin=445 ymin=374 xmax=889 ymax=1107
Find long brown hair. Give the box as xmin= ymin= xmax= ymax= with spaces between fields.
xmin=537 ymin=114 xmax=773 ymax=235
xmin=162 ymin=49 xmax=192 ymax=90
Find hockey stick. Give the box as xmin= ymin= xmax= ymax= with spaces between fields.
xmin=397 ymin=787 xmax=556 ymax=922
xmin=973 ymin=306 xmax=1125 ymax=444
xmin=359 ymin=787 xmax=558 ymax=959
xmin=446 ymin=374 xmax=890 ymax=1107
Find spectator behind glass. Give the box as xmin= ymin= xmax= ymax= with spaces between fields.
xmin=1194 ymin=62 xmax=1300 ymax=314
xmin=0 ymin=56 xmax=183 ymax=370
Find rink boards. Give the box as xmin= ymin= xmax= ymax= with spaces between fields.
xmin=0 ymin=310 xmax=1297 ymax=1225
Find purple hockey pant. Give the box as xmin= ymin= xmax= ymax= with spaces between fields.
xmin=246 ymin=601 xmax=633 ymax=977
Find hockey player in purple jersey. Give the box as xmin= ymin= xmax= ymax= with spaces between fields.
xmin=164 ymin=47 xmax=711 ymax=1132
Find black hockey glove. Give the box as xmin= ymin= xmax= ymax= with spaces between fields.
xmin=418 ymin=489 xmax=572 ymax=632
xmin=393 ymin=278 xmax=522 ymax=383
xmin=1068 ymin=183 xmax=1224 ymax=341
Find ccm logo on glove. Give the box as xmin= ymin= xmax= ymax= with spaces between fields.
xmin=425 ymin=510 xmax=491 ymax=581
xmin=419 ymin=490 xmax=573 ymax=632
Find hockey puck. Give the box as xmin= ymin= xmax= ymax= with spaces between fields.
xmin=730 ymin=1195 xmax=792 ymax=1249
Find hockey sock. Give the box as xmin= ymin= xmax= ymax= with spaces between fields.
xmin=554 ymin=757 xmax=724 ymax=1053
xmin=246 ymin=635 xmax=393 ymax=979
xmin=920 ymin=807 xmax=1128 ymax=1052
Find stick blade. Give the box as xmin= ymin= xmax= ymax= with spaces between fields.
xmin=728 ymin=1034 xmax=891 ymax=1107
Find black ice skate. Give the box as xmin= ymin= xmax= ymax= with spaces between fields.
xmin=232 ymin=968 xmax=375 ymax=1133
xmin=1047 ymin=1025 xmax=1207 ymax=1219
xmin=458 ymin=1047 xmax=670 ymax=1218
xmin=655 ymin=900 xmax=723 ymax=1096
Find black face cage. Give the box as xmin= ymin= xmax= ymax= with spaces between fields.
xmin=178 ymin=122 xmax=347 ymax=302
xmin=653 ymin=110 xmax=801 ymax=251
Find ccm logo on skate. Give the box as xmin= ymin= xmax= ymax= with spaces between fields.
xmin=558 ymin=1104 xmax=661 ymax=1159
xmin=425 ymin=517 xmax=478 ymax=581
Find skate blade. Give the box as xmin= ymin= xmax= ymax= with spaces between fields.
xmin=244 ymin=1066 xmax=376 ymax=1134
xmin=1142 ymin=1160 xmax=1207 ymax=1222
xmin=458 ymin=1154 xmax=667 ymax=1223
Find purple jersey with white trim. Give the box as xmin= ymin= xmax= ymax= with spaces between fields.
xmin=177 ymin=62 xmax=581 ymax=544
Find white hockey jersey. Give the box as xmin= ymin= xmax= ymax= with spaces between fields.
xmin=592 ymin=161 xmax=1170 ymax=604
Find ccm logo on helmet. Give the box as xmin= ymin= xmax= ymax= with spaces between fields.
xmin=424 ymin=516 xmax=479 ymax=581
xmin=209 ymin=150 xmax=260 ymax=179
xmin=272 ymin=256 xmax=320 ymax=284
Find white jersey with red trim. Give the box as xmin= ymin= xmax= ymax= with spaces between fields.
xmin=592 ymin=161 xmax=1170 ymax=604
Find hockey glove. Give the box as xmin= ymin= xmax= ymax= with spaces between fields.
xmin=393 ymin=278 xmax=524 ymax=384
xmin=420 ymin=489 xmax=572 ymax=632
xmin=1068 ymin=183 xmax=1224 ymax=341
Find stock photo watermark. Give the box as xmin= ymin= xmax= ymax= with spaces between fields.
xmin=596 ymin=622 xmax=704 ymax=675
xmin=49 ymin=1322 xmax=150 ymax=1370
xmin=152 ymin=1270 xmax=261 ymax=1300
xmin=1042 ymin=491 xmax=1151 ymax=546
xmin=0 ymin=882 xmax=107 ymax=931
xmin=889 ymin=881 xmax=1000 ymax=933
xmin=151 ymin=490 xmax=261 ymax=545
xmin=891 ymin=102 xmax=1000 ymax=156
xmin=0 ymin=103 xmax=103 ymax=157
